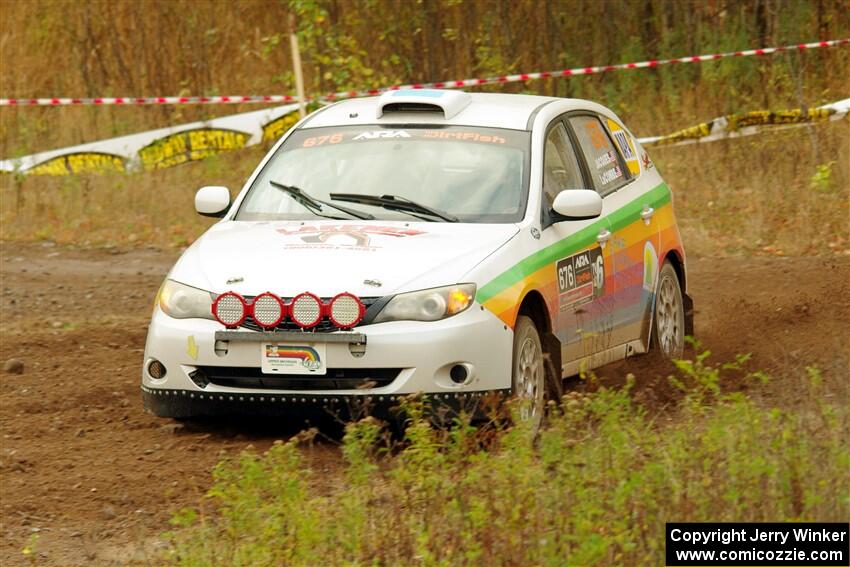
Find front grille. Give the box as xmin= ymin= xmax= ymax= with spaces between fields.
xmin=197 ymin=366 xmax=401 ymax=391
xmin=238 ymin=296 xmax=380 ymax=333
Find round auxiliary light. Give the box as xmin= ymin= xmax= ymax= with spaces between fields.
xmin=212 ymin=292 xmax=247 ymax=328
xmin=329 ymin=292 xmax=365 ymax=329
xmin=290 ymin=292 xmax=323 ymax=328
xmin=251 ymin=292 xmax=285 ymax=329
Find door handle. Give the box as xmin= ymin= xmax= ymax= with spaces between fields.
xmin=640 ymin=205 xmax=655 ymax=225
xmin=596 ymin=229 xmax=612 ymax=245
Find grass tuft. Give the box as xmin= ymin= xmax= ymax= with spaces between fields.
xmin=162 ymin=353 xmax=850 ymax=566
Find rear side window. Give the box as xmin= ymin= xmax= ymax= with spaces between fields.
xmin=569 ymin=115 xmax=628 ymax=193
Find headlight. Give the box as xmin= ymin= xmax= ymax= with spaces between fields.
xmin=158 ymin=279 xmax=215 ymax=320
xmin=373 ymin=284 xmax=476 ymax=323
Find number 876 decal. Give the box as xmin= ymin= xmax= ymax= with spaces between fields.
xmin=557 ymin=247 xmax=605 ymax=311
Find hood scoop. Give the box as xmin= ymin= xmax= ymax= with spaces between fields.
xmin=376 ymin=89 xmax=471 ymax=120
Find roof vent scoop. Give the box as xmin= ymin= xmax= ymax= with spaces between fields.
xmin=376 ymin=89 xmax=472 ymax=120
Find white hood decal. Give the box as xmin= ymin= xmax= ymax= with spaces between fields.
xmin=275 ymin=223 xmax=426 ymax=251
xmin=172 ymin=220 xmax=519 ymax=297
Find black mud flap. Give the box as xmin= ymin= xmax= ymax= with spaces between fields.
xmin=683 ymin=292 xmax=695 ymax=338
xmin=639 ymin=299 xmax=655 ymax=352
xmin=541 ymin=331 xmax=563 ymax=399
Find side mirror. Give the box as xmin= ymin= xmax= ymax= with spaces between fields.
xmin=551 ymin=189 xmax=602 ymax=220
xmin=195 ymin=186 xmax=231 ymax=218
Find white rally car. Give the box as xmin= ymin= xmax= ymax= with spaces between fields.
xmin=142 ymin=90 xmax=692 ymax=423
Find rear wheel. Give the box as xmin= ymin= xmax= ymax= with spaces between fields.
xmin=511 ymin=315 xmax=545 ymax=430
xmin=651 ymin=261 xmax=685 ymax=359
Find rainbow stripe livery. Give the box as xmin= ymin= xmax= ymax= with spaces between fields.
xmin=265 ymin=345 xmax=321 ymax=365
xmin=479 ymin=183 xmax=681 ymax=331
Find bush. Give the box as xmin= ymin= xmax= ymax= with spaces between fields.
xmin=164 ymin=355 xmax=850 ymax=566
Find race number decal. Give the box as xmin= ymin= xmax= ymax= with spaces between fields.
xmin=606 ymin=119 xmax=640 ymax=176
xmin=557 ymin=247 xmax=605 ymax=310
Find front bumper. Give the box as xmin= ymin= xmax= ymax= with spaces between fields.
xmin=141 ymin=385 xmax=510 ymax=419
xmin=141 ymin=303 xmax=513 ymax=417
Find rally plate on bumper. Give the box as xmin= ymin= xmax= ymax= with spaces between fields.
xmin=261 ymin=343 xmax=327 ymax=375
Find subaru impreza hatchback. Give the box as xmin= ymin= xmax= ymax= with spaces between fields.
xmin=142 ymin=90 xmax=693 ymax=424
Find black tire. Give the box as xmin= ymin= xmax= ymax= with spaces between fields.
xmin=650 ymin=261 xmax=685 ymax=359
xmin=511 ymin=315 xmax=545 ymax=431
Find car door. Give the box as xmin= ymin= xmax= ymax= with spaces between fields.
xmin=567 ymin=113 xmax=660 ymax=351
xmin=538 ymin=119 xmax=616 ymax=371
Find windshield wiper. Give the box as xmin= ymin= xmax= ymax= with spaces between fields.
xmin=270 ymin=181 xmax=374 ymax=220
xmin=329 ymin=193 xmax=458 ymax=222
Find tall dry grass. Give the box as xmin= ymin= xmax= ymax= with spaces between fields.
xmin=0 ymin=148 xmax=261 ymax=249
xmin=656 ymin=119 xmax=850 ymax=257
xmin=1 ymin=120 xmax=846 ymax=256
xmin=1 ymin=0 xmax=848 ymax=157
xmin=0 ymin=1 xmax=847 ymax=255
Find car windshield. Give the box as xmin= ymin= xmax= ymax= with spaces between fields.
xmin=235 ymin=125 xmax=530 ymax=223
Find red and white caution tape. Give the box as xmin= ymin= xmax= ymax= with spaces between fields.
xmin=0 ymin=95 xmax=301 ymax=107
xmin=2 ymin=38 xmax=847 ymax=107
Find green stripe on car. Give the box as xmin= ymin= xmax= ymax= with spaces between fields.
xmin=477 ymin=183 xmax=671 ymax=303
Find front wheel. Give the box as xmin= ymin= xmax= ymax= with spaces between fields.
xmin=651 ymin=261 xmax=685 ymax=359
xmin=511 ymin=315 xmax=545 ymax=430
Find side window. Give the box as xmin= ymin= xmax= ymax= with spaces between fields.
xmin=569 ymin=115 xmax=628 ymax=193
xmin=542 ymin=122 xmax=584 ymax=208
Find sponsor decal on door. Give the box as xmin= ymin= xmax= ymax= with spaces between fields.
xmin=557 ymin=247 xmax=605 ymax=311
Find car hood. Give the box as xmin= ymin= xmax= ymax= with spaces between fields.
xmin=171 ymin=220 xmax=519 ymax=297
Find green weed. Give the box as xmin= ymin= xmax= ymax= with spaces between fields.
xmin=163 ymin=353 xmax=850 ymax=566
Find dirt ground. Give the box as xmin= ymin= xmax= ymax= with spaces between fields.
xmin=1 ymin=241 xmax=848 ymax=565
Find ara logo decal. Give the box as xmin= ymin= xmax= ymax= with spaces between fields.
xmin=353 ymin=130 xmax=412 ymax=140
xmin=574 ymin=254 xmax=591 ymax=269
xmin=276 ymin=224 xmax=425 ymax=251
